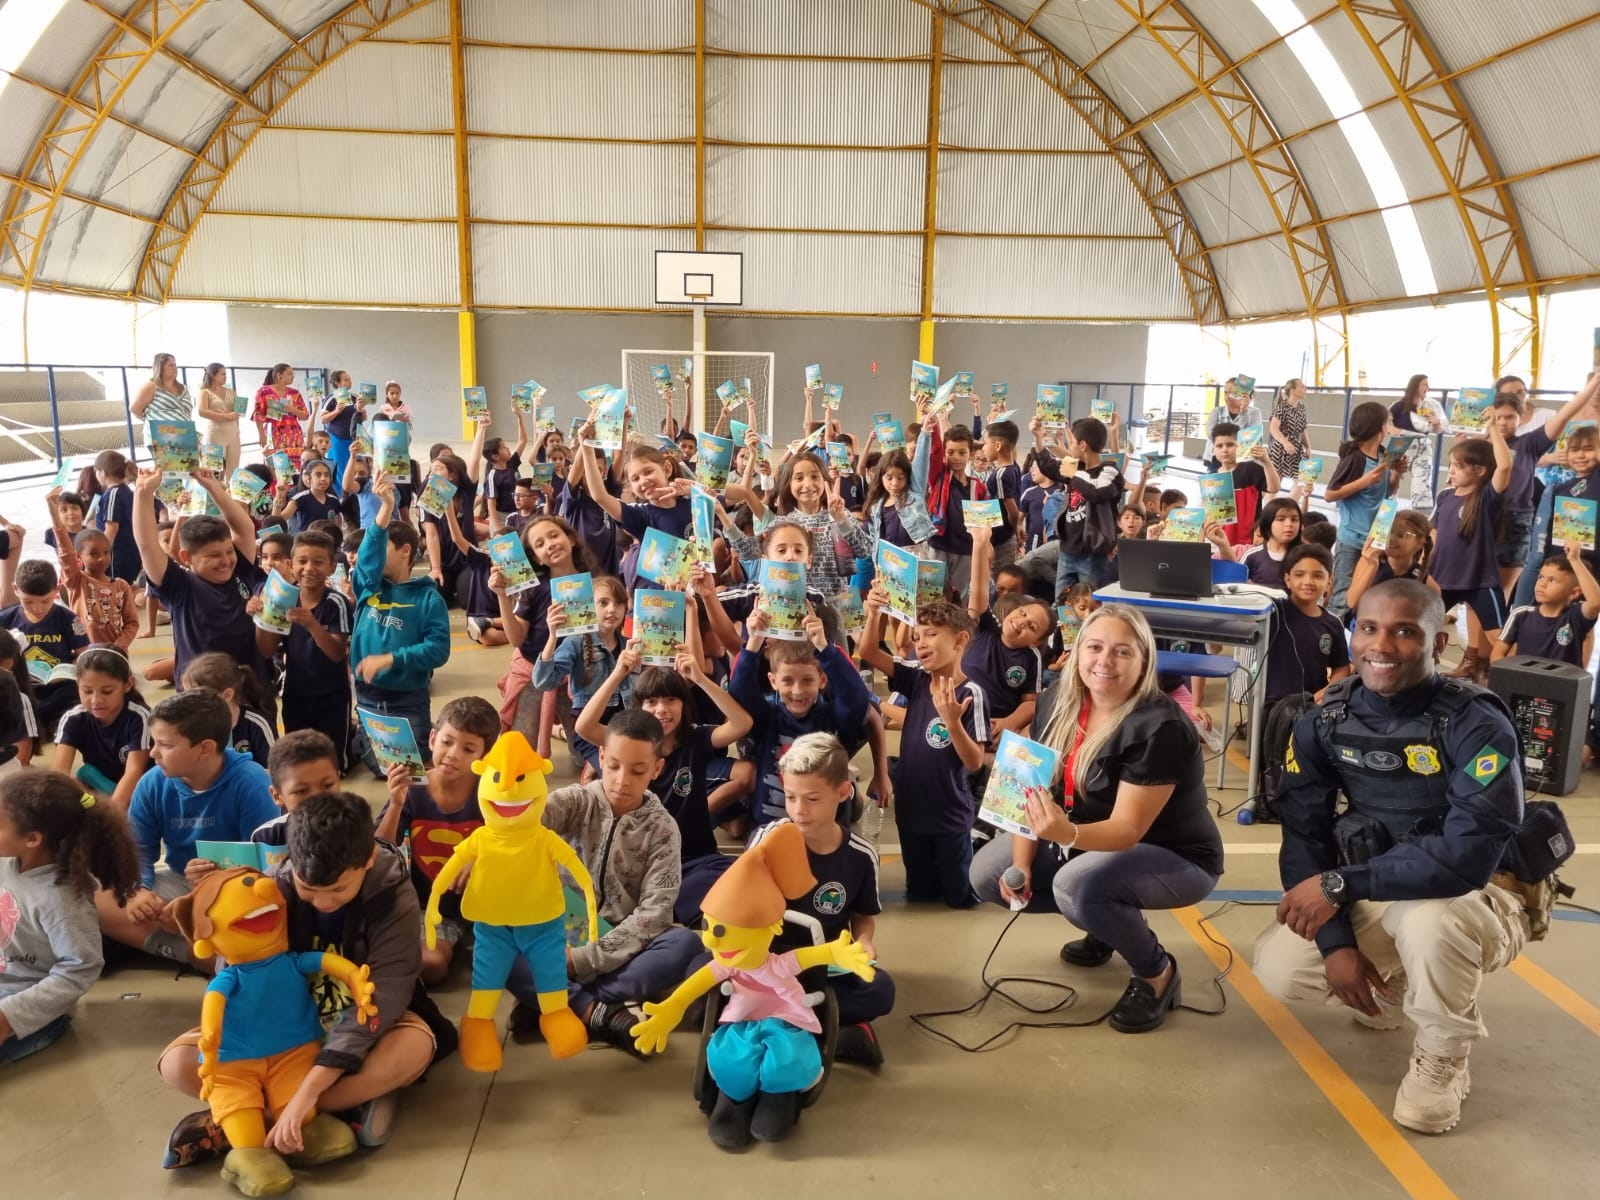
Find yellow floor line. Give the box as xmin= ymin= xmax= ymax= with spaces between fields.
xmin=1172 ymin=908 xmax=1458 ymax=1200
xmin=1509 ymin=957 xmax=1600 ymax=1038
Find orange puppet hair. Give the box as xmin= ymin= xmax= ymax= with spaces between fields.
xmin=700 ymin=822 xmax=817 ymax=929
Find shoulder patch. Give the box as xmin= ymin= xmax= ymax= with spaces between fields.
xmin=1284 ymin=736 xmax=1300 ymax=774
xmin=1463 ymin=744 xmax=1508 ymax=786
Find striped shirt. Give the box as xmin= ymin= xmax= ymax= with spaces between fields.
xmin=144 ymin=384 xmax=193 ymax=425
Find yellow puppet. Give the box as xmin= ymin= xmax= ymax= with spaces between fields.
xmin=171 ymin=867 xmax=377 ymax=1198
xmin=630 ymin=823 xmax=874 ymax=1149
xmin=424 ymin=730 xmax=598 ymax=1072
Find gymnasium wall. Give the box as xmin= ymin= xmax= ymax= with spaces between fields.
xmin=227 ymin=305 xmax=1149 ymax=451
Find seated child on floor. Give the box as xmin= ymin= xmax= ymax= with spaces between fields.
xmin=251 ymin=729 xmax=342 ymax=847
xmin=183 ymin=653 xmax=277 ymax=769
xmin=50 ymin=646 xmax=151 ymax=814
xmin=0 ymin=770 xmax=140 ymax=1065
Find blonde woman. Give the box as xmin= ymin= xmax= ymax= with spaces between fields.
xmin=130 ymin=352 xmax=192 ymax=451
xmin=969 ymin=604 xmax=1222 ymax=1034
xmin=1269 ymin=377 xmax=1312 ymax=487
xmin=195 ymin=362 xmax=241 ymax=475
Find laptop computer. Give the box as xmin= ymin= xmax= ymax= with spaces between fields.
xmin=1115 ymin=538 xmax=1215 ymax=600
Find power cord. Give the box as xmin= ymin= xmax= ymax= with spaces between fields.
xmin=908 ymin=901 xmax=1273 ymax=1052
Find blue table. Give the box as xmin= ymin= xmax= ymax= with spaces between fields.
xmin=1092 ymin=581 xmax=1276 ymax=801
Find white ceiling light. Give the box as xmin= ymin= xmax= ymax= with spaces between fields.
xmin=1249 ymin=0 xmax=1437 ymax=298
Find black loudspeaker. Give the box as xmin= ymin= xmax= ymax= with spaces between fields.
xmin=1487 ymin=655 xmax=1591 ymax=797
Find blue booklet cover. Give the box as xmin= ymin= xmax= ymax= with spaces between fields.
xmin=417 ymin=474 xmax=457 ymax=518
xmin=804 ymin=363 xmax=822 ymax=392
xmin=1200 ymin=472 xmax=1236 ymax=524
xmin=925 ymin=376 xmax=958 ymax=422
xmin=1552 ymin=496 xmax=1598 ymax=550
xmin=373 ymin=420 xmax=409 ymax=477
xmin=591 ymin=386 xmax=626 ymax=450
xmin=910 ymin=360 xmax=938 ymax=410
xmin=510 ymin=383 xmax=532 ymax=413
xmin=696 ymin=431 xmax=734 ymax=490
xmin=691 ymin=487 xmax=717 ymax=571
xmin=758 ymin=559 xmax=809 ymax=641
xmin=874 ymin=541 xmax=918 ymax=626
xmin=1164 ymin=507 xmax=1206 ymax=543
xmin=358 ymin=707 xmax=425 ymax=778
xmin=1036 ymin=384 xmax=1067 ymax=428
xmin=651 ymin=363 xmax=674 ymax=395
xmin=916 ymin=557 xmax=947 ymax=614
xmin=199 ymin=442 xmax=225 ymax=474
xmin=1368 ymin=498 xmax=1401 ymax=551
xmin=963 ymin=499 xmax=1002 ymax=528
xmin=953 ymin=370 xmax=975 ymax=399
xmin=875 ymin=417 xmax=906 ymax=451
xmin=194 ymin=840 xmax=288 ymax=872
xmin=534 ymin=403 xmax=556 ymax=431
xmin=462 ymin=386 xmax=489 ymax=420
xmin=150 ymin=420 xmax=200 ymax=472
xmin=1451 ymin=387 xmax=1492 ymax=433
xmin=991 ymin=382 xmax=1009 ymax=403
xmin=823 ymin=383 xmax=843 ymax=410
xmin=1091 ymin=396 xmax=1114 ymax=424
xmin=1236 ymin=425 xmax=1264 ymax=455
xmin=979 ymin=730 xmax=1061 ymax=838
xmin=1141 ymin=452 xmax=1171 ymax=476
xmin=716 ymin=379 xmax=742 ymax=411
xmin=636 ymin=527 xmax=696 ymax=591
xmin=529 ymin=461 xmax=555 ymax=487
xmin=633 ymin=589 xmax=686 ymax=665
xmin=488 ymin=531 xmax=539 ymax=596
xmin=550 ymin=572 xmax=597 ymax=635
xmin=269 ymin=450 xmax=295 ymax=482
xmin=835 ymin=586 xmax=865 ymax=636
xmin=359 ymin=382 xmax=378 ymax=403
xmin=228 ymin=469 xmax=266 ymax=506
xmin=254 ymin=569 xmax=299 ymax=635
xmin=826 ymin=442 xmax=853 ymax=474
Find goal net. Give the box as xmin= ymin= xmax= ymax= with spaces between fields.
xmin=620 ymin=350 xmax=775 ymax=442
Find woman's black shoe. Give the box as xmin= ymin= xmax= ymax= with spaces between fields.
xmin=1059 ymin=933 xmax=1115 ymax=967
xmin=1108 ymin=960 xmax=1182 ymax=1033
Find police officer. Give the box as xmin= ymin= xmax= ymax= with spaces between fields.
xmin=1252 ymin=578 xmax=1529 ymax=1136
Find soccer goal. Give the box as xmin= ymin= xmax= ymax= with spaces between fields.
xmin=620 ymin=350 xmax=775 ymax=440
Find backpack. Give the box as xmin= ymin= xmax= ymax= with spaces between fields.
xmin=1252 ymin=692 xmax=1317 ymax=824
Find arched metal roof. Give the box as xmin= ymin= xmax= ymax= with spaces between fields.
xmin=1 ymin=0 xmax=1593 ymax=380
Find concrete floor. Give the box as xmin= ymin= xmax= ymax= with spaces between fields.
xmin=8 ymin=614 xmax=1600 ymax=1200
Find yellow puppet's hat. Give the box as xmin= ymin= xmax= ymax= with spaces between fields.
xmin=701 ymin=823 xmax=816 ymax=928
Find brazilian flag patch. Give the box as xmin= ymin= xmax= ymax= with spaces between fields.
xmin=1464 ymin=745 xmax=1508 ymax=786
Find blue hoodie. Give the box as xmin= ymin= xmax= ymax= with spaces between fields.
xmin=351 ymin=519 xmax=451 ymax=694
xmin=127 ymin=748 xmax=279 ymax=888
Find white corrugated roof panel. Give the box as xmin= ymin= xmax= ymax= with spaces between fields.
xmin=273 ymin=42 xmax=451 ymax=132
xmin=365 ymin=0 xmax=447 ymax=40
xmin=940 ymin=62 xmax=1107 ymax=153
xmin=0 ymin=83 xmax=59 ymax=178
xmin=108 ymin=55 xmax=231 ymax=150
xmin=1361 ymin=99 xmax=1453 ymax=205
xmin=932 ymin=233 xmax=1192 ymax=320
xmin=69 ymin=125 xmax=192 ymax=219
xmin=1510 ymin=161 xmax=1600 ymax=282
xmin=1407 ymin=0 xmax=1598 ymax=74
xmin=938 ymin=18 xmax=1017 ymax=66
xmin=1177 ymin=159 xmax=1286 ymax=248
xmin=704 ymin=229 xmax=919 ymax=314
xmin=1323 ymin=211 xmax=1405 ymax=305
xmin=473 ymin=224 xmax=694 ymax=309
xmin=1146 ymin=96 xmax=1240 ymax=183
xmin=35 ymin=200 xmax=147 ymax=292
xmin=210 ymin=130 xmax=455 ymax=220
xmin=9 ymin=5 xmax=113 ymax=93
xmin=466 ymin=47 xmax=693 ymax=141
xmin=939 ymin=151 xmax=1160 ymax=239
xmin=468 ymin=0 xmax=693 ymax=48
xmin=1018 ymin=0 xmax=1134 ymax=66
xmin=473 ymin=138 xmax=691 ymax=226
xmin=1408 ymin=194 xmax=1485 ymax=297
xmin=707 ymin=146 xmax=922 ymax=233
xmin=708 ymin=57 xmax=927 ymax=146
xmin=708 ymin=0 xmax=929 ymax=58
xmin=1457 ymin=39 xmax=1600 ymax=180
xmin=1207 ymin=236 xmax=1312 ymax=316
xmin=174 ymin=213 xmax=459 ymax=305
xmin=1305 ymin=10 xmax=1403 ymax=111
xmin=1237 ymin=41 xmax=1337 ymax=140
xmin=1179 ymin=0 xmax=1293 ymax=62
xmin=1279 ymin=121 xmax=1377 ymax=220
xmin=160 ymin=2 xmax=291 ymax=85
xmin=1091 ymin=31 xmax=1196 ymax=124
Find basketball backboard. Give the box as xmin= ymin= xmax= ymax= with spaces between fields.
xmin=654 ymin=250 xmax=743 ymax=306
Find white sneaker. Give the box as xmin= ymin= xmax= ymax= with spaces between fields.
xmin=1393 ymin=1048 xmax=1471 ymax=1134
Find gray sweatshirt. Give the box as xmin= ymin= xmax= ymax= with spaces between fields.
xmin=0 ymin=858 xmax=104 ymax=1039
xmin=543 ymin=781 xmax=682 ymax=983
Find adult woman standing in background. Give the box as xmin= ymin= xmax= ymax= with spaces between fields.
xmin=320 ymin=368 xmax=365 ymax=487
xmin=195 ymin=362 xmax=241 ymax=475
xmin=129 ymin=353 xmax=193 ymax=454
xmin=1269 ymin=377 xmax=1312 ymax=489
xmin=1389 ymin=374 xmax=1444 ymax=512
xmin=252 ymin=363 xmax=309 ymax=468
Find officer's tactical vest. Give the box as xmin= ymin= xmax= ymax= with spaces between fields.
xmin=1312 ymin=676 xmax=1513 ymax=844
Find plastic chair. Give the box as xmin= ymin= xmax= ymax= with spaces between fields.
xmin=1213 ymin=559 xmax=1248 ymax=585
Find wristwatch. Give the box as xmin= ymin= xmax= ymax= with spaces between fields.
xmin=1319 ymin=870 xmax=1348 ymax=907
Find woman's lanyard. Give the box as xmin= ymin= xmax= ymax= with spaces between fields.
xmin=1059 ymin=701 xmax=1091 ymax=809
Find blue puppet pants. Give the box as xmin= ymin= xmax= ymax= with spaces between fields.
xmin=705 ymin=1017 xmax=823 ymax=1102
xmin=472 ymin=918 xmax=567 ymax=996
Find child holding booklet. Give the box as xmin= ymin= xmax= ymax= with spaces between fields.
xmin=577 ymin=425 xmax=694 ymax=589
xmin=468 ymin=411 xmax=528 ymax=516
xmin=1495 ymin=542 xmax=1600 ymax=669
xmin=93 ymin=449 xmax=140 ymax=583
xmin=1207 ymin=422 xmax=1279 ymax=548
xmin=493 ymin=514 xmax=594 ymax=747
xmin=964 ymin=526 xmax=1054 ymax=739
xmin=274 ymin=458 xmax=341 ymax=534
xmin=745 ymin=446 xmax=875 ymax=599
xmin=1345 ymin=508 xmax=1432 ymax=617
xmin=1431 ymin=422 xmax=1513 ymax=683
xmin=1028 ymin=415 xmax=1124 ymax=598
xmin=47 ymin=488 xmax=138 ymax=650
xmin=863 ymin=443 xmax=935 ymax=553
xmin=441 ymin=496 xmax=510 ymax=647
xmin=1262 ymin=545 xmax=1350 ymax=706
xmin=1324 ymin=402 xmax=1405 ymax=617
xmin=858 ymin=590 xmax=987 ymax=907
xmin=534 ymin=574 xmax=630 ymax=769
xmin=420 ymin=454 xmax=474 ymax=605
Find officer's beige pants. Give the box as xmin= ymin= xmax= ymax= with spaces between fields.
xmin=1252 ymin=884 xmax=1528 ymax=1058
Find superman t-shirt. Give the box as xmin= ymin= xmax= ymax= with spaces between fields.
xmin=384 ymin=783 xmax=484 ymax=918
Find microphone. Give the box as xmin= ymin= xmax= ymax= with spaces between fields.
xmin=1001 ymin=866 xmax=1028 ymax=912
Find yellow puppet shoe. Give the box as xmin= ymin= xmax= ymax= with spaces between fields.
xmin=459 ymin=1016 xmax=505 ymax=1073
xmin=219 ymin=1147 xmax=296 ymax=1197
xmin=541 ymin=1006 xmax=588 ymax=1060
xmin=286 ymin=1113 xmax=357 ymax=1166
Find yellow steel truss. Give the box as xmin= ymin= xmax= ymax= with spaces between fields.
xmin=905 ymin=0 xmax=1227 ymax=326
xmin=1335 ymin=0 xmax=1540 ymax=383
xmin=919 ymin=11 xmax=944 ymax=361
xmin=448 ymin=0 xmax=472 ymax=311
xmin=1112 ymin=0 xmax=1349 ymax=386
xmin=131 ymin=0 xmax=434 ymax=303
xmin=0 ymin=0 xmax=211 ymax=288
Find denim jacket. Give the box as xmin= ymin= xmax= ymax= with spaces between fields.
xmin=531 ymin=632 xmax=630 ymax=712
xmin=868 ymin=426 xmax=936 ymax=545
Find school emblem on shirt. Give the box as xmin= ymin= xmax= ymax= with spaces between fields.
xmin=1465 ymin=745 xmax=1507 ymax=786
xmin=1318 ymin=633 xmax=1332 ymax=655
xmin=1557 ymin=625 xmax=1574 ymax=646
xmin=1405 ymin=745 xmax=1441 ymax=775
xmin=925 ymin=718 xmax=952 ymax=749
xmin=673 ymin=767 xmax=693 ymax=797
xmin=1004 ymin=665 xmax=1026 ymax=687
xmin=812 ymin=882 xmax=846 ymax=915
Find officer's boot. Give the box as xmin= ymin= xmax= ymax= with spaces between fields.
xmin=1393 ymin=1044 xmax=1471 ymax=1134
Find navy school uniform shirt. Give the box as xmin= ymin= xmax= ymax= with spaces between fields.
xmin=287 ymin=488 xmax=342 ymax=533
xmin=150 ymin=556 xmax=268 ymax=687
xmin=1499 ymin=601 xmax=1596 ymax=667
xmin=751 ymin=818 xmax=881 ymax=945
xmin=649 ymin=724 xmax=721 ymax=862
xmin=1238 ymin=543 xmax=1288 ymax=589
xmin=1265 ymin=599 xmax=1350 ymax=704
xmin=562 ymin=475 xmax=623 ymax=578
xmin=837 ymin=473 xmax=867 ymax=515
xmin=1428 ymin=485 xmax=1505 ymax=591
xmin=879 ymin=503 xmax=914 ymax=549
xmin=482 ymin=454 xmax=522 ymax=515
xmin=930 ymin=475 xmax=974 ymax=555
xmin=423 ymin=491 xmax=474 ymax=578
xmin=888 ymin=660 xmax=989 ymax=835
xmin=513 ymin=577 xmax=554 ymax=661
xmin=960 ymin=610 xmax=1042 ymax=722
xmin=95 ymin=482 xmax=137 ymax=567
xmin=1506 ymin=426 xmax=1554 ymax=512
xmin=0 ymin=603 xmax=88 ymax=680
xmin=284 ymin=589 xmax=352 ymax=697
xmin=55 ymin=701 xmax=150 ymax=782
xmin=232 ymin=707 xmax=277 ymax=767
xmin=461 ymin=545 xmax=499 ymax=621
xmin=985 ymin=463 xmax=1023 ymax=548
xmin=1019 ymin=482 xmax=1060 ymax=551
xmin=619 ymin=496 xmax=693 ymax=588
